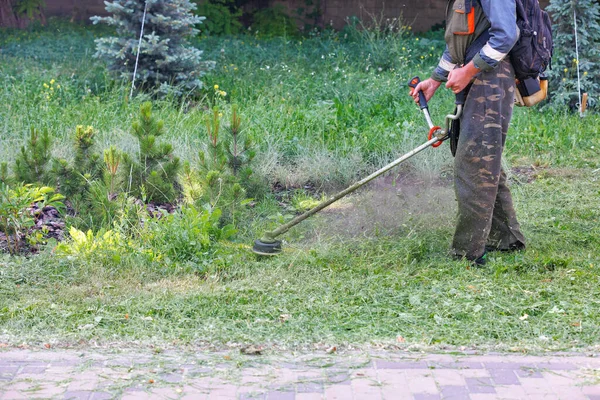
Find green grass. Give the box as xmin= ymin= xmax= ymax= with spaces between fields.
xmin=1 ymin=19 xmax=600 ymax=352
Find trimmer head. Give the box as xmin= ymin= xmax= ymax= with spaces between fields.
xmin=252 ymin=238 xmax=282 ymax=256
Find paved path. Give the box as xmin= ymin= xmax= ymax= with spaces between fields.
xmin=1 ymin=348 xmax=599 ymax=399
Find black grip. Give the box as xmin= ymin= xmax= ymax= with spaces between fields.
xmin=408 ymin=76 xmax=428 ymax=110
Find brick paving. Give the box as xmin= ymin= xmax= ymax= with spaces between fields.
xmin=0 ymin=349 xmax=599 ymax=399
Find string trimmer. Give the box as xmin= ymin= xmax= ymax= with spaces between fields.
xmin=252 ymin=77 xmax=463 ymax=256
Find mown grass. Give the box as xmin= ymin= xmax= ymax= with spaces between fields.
xmin=1 ymin=19 xmax=599 ymax=351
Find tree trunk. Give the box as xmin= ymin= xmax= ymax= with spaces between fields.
xmin=0 ymin=0 xmax=18 ymax=28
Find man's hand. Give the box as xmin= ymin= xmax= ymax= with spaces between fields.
xmin=410 ymin=78 xmax=441 ymax=104
xmin=446 ymin=61 xmax=480 ymax=94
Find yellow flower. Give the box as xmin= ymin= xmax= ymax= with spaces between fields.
xmin=564 ymin=68 xmax=568 ymax=73
xmin=57 ymin=84 xmax=61 ymax=89
xmin=214 ymin=84 xmax=219 ymax=90
xmin=584 ymin=71 xmax=588 ymax=76
xmin=43 ymin=83 xmax=49 ymax=88
xmin=50 ymin=79 xmax=55 ymax=85
xmin=402 ymin=47 xmax=406 ymax=51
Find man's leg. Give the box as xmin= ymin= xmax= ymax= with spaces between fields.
xmin=487 ymin=169 xmax=526 ymax=250
xmin=452 ymin=59 xmax=523 ymax=260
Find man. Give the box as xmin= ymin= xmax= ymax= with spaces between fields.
xmin=409 ymin=0 xmax=526 ymax=266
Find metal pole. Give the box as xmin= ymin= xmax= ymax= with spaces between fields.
xmin=131 ymin=0 xmax=149 ymax=99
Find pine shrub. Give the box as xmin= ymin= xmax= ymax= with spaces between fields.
xmin=122 ymin=102 xmax=181 ymax=204
xmin=14 ymin=127 xmax=52 ymax=185
xmin=91 ymin=0 xmax=214 ymax=96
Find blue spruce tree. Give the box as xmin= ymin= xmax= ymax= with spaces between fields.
xmin=92 ymin=0 xmax=214 ymax=96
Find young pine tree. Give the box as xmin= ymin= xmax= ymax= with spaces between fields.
xmin=547 ymin=0 xmax=600 ymax=108
xmin=14 ymin=127 xmax=51 ymax=185
xmin=91 ymin=0 xmax=214 ymax=96
xmin=122 ymin=102 xmax=181 ymax=204
xmin=52 ymin=125 xmax=103 ymax=203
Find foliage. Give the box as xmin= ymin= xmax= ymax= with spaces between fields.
xmin=192 ymin=105 xmax=256 ymax=222
xmin=251 ymin=5 xmax=300 ymax=38
xmin=0 ymin=183 xmax=63 ymax=254
xmin=142 ymin=204 xmax=235 ymax=270
xmin=14 ymin=0 xmax=45 ymax=20
xmin=91 ymin=0 xmax=213 ymax=96
xmin=194 ymin=0 xmax=243 ymax=36
xmin=52 ymin=125 xmax=103 ymax=208
xmin=13 ymin=127 xmax=52 ymax=185
xmin=546 ymin=0 xmax=600 ymax=109
xmin=122 ymin=102 xmax=181 ymax=204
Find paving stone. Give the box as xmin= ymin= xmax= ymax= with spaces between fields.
xmin=323 ymin=385 xmax=353 ymax=400
xmin=266 ymin=391 xmax=295 ymax=400
xmin=239 ymin=390 xmax=267 ymax=399
xmin=324 ymin=372 xmax=351 ymax=385
xmin=489 ymin=369 xmax=520 ymax=385
xmin=439 ymin=385 xmax=470 ymax=399
xmin=18 ymin=366 xmax=46 ymax=375
xmin=89 ymin=392 xmax=113 ymax=400
xmin=515 ymin=368 xmax=543 ymax=378
xmin=295 ymin=394 xmax=323 ymax=400
xmin=412 ymin=394 xmax=441 ymax=400
xmin=537 ymin=362 xmax=577 ymax=370
xmin=375 ymin=360 xmax=429 ymax=369
xmin=159 ymin=373 xmax=183 ymax=383
xmin=63 ymin=391 xmax=92 ymax=400
xmin=432 ymin=369 xmax=466 ymax=386
xmin=405 ymin=370 xmax=438 ymax=395
xmin=296 ymin=381 xmax=323 ymax=393
xmin=465 ymin=377 xmax=495 ymax=394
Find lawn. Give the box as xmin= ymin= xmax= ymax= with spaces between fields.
xmin=0 ymin=19 xmax=599 ymax=353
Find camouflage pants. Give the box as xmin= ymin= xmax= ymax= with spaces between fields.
xmin=452 ymin=59 xmax=526 ymax=260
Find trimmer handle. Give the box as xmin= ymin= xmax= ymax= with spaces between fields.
xmin=408 ymin=76 xmax=429 ymax=110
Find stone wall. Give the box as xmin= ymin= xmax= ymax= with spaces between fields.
xmin=43 ymin=0 xmax=551 ymax=32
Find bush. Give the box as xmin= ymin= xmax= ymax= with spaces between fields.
xmin=250 ymin=5 xmax=299 ymax=38
xmin=92 ymin=0 xmax=214 ymax=96
xmin=122 ymin=102 xmax=181 ymax=204
xmin=14 ymin=127 xmax=52 ymax=186
xmin=194 ymin=0 xmax=243 ymax=36
xmin=0 ymin=183 xmax=64 ymax=254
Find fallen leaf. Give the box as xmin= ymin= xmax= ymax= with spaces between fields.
xmin=125 ymin=313 xmax=129 ymax=319
xmin=571 ymin=322 xmax=581 ymax=327
xmin=396 ymin=336 xmax=405 ymax=343
xmin=148 ymin=379 xmax=155 ymax=384
xmin=223 ymin=355 xmax=232 ymax=360
xmin=44 ymin=343 xmax=51 ymax=349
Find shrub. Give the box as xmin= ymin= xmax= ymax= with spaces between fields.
xmin=547 ymin=0 xmax=600 ymax=109
xmin=52 ymin=125 xmax=103 ymax=208
xmin=122 ymin=102 xmax=181 ymax=204
xmin=0 ymin=183 xmax=63 ymax=255
xmin=14 ymin=127 xmax=52 ymax=186
xmin=190 ymin=105 xmax=257 ymax=222
xmin=194 ymin=0 xmax=243 ymax=36
xmin=250 ymin=5 xmax=299 ymax=38
xmin=91 ymin=0 xmax=213 ymax=96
